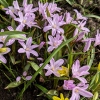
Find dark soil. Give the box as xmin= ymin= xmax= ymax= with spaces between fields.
xmin=0 ymin=0 xmax=100 ymax=100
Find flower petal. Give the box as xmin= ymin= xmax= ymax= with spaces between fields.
xmin=30 ymin=50 xmax=38 ymax=57
xmin=79 ymin=88 xmax=93 ymax=97
xmin=0 ymin=55 xmax=7 ymax=63
xmin=54 ymin=59 xmax=64 ymax=67
xmin=18 ymin=48 xmax=25 ymax=53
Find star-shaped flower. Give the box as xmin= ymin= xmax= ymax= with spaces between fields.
xmin=18 ymin=37 xmax=38 ymax=59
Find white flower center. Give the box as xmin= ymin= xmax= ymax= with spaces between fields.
xmin=11 ymin=8 xmax=14 ymax=12
xmin=53 ymin=24 xmax=57 ymax=29
xmin=23 ymin=20 xmax=26 ymax=24
xmin=51 ymin=66 xmax=55 ymax=71
xmin=53 ymin=41 xmax=58 ymax=47
xmin=1 ymin=37 xmax=5 ymax=42
xmin=75 ymin=89 xmax=79 ymax=93
xmin=25 ymin=47 xmax=30 ymax=51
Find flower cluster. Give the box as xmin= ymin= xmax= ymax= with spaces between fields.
xmin=1 ymin=0 xmax=99 ymax=99
xmin=62 ymin=60 xmax=93 ymax=100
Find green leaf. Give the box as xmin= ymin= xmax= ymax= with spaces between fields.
xmin=53 ymin=0 xmax=62 ymax=2
xmin=9 ymin=55 xmax=15 ymax=65
xmin=0 ymin=31 xmax=27 ymax=35
xmin=18 ymin=36 xmax=77 ymax=98
xmin=47 ymin=90 xmax=58 ymax=96
xmin=89 ymin=72 xmax=98 ymax=89
xmin=85 ymin=15 xmax=100 ymax=19
xmin=89 ymin=71 xmax=100 ymax=92
xmin=34 ymin=84 xmax=52 ymax=100
xmin=66 ymin=0 xmax=75 ymax=5
xmin=2 ymin=63 xmax=15 ymax=78
xmin=4 ymin=34 xmax=27 ymax=45
xmin=28 ymin=61 xmax=44 ymax=76
xmin=88 ymin=48 xmax=95 ymax=67
xmin=0 ymin=14 xmax=10 ymax=23
xmin=5 ymin=81 xmax=22 ymax=89
xmin=0 ymin=0 xmax=8 ymax=7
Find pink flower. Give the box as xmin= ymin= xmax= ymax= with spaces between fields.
xmin=82 ymin=38 xmax=95 ymax=52
xmin=14 ymin=11 xmax=28 ymax=27
xmin=38 ymin=1 xmax=48 ymax=17
xmin=74 ymin=9 xmax=87 ymax=20
xmin=72 ymin=60 xmax=90 ymax=83
xmin=65 ymin=11 xmax=73 ymax=24
xmin=47 ymin=2 xmax=61 ymax=16
xmin=16 ymin=76 xmax=21 ymax=82
xmin=23 ymin=3 xmax=38 ymax=17
xmin=74 ymin=20 xmax=90 ymax=36
xmin=47 ymin=35 xmax=63 ymax=52
xmin=38 ymin=2 xmax=61 ymax=19
xmin=63 ymin=80 xmax=76 ymax=90
xmin=43 ymin=14 xmax=65 ymax=36
xmin=14 ymin=11 xmax=39 ymax=29
xmin=18 ymin=37 xmax=38 ymax=59
xmin=44 ymin=58 xmax=64 ymax=77
xmin=70 ymin=83 xmax=93 ymax=100
xmin=4 ymin=6 xmax=17 ymax=18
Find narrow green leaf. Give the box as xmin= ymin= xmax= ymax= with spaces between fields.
xmin=9 ymin=55 xmax=15 ymax=65
xmin=88 ymin=48 xmax=95 ymax=67
xmin=28 ymin=61 xmax=44 ymax=76
xmin=2 ymin=63 xmax=15 ymax=78
xmin=0 ymin=0 xmax=8 ymax=7
xmin=89 ymin=71 xmax=100 ymax=92
xmin=89 ymin=72 xmax=99 ymax=89
xmin=0 ymin=14 xmax=10 ymax=23
xmin=54 ymin=0 xmax=62 ymax=2
xmin=85 ymin=15 xmax=100 ymax=19
xmin=4 ymin=34 xmax=27 ymax=45
xmin=47 ymin=90 xmax=58 ymax=96
xmin=0 ymin=31 xmax=27 ymax=35
xmin=5 ymin=81 xmax=22 ymax=89
xmin=34 ymin=84 xmax=52 ymax=100
xmin=66 ymin=0 xmax=75 ymax=5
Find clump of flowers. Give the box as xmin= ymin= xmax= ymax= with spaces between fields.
xmin=0 ymin=0 xmax=99 ymax=99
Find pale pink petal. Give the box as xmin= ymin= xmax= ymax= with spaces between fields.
xmin=54 ymin=59 xmax=64 ymax=67
xmin=26 ymin=37 xmax=32 ymax=46
xmin=76 ymin=76 xmax=87 ymax=83
xmin=47 ymin=46 xmax=54 ymax=52
xmin=0 ymin=55 xmax=7 ymax=63
xmin=18 ymin=48 xmax=25 ymax=53
xmin=25 ymin=76 xmax=32 ymax=80
xmin=45 ymin=70 xmax=52 ymax=76
xmin=30 ymin=50 xmax=38 ymax=57
xmin=43 ymin=25 xmax=52 ymax=32
xmin=78 ymin=88 xmax=93 ymax=97
xmin=19 ymin=42 xmax=26 ymax=49
xmin=16 ymin=76 xmax=21 ymax=82
xmin=26 ymin=51 xmax=30 ymax=59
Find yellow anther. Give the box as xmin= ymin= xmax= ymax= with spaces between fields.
xmin=0 ymin=48 xmax=7 ymax=53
